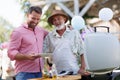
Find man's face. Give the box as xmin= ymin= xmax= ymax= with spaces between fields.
xmin=27 ymin=11 xmax=41 ymax=29
xmin=52 ymin=15 xmax=66 ymax=30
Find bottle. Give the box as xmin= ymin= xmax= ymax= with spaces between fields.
xmin=52 ymin=64 xmax=58 ymax=79
xmin=49 ymin=69 xmax=53 ymax=78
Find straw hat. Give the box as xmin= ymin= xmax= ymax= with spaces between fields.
xmin=48 ymin=10 xmax=68 ymax=24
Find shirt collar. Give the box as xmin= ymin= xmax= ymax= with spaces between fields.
xmin=22 ymin=23 xmax=35 ymax=31
xmin=52 ymin=25 xmax=71 ymax=37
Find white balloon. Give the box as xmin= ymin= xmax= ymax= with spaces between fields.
xmin=71 ymin=16 xmax=85 ymax=30
xmin=99 ymin=8 xmax=113 ymax=21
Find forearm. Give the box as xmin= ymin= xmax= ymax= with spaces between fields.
xmin=80 ymin=54 xmax=86 ymax=70
xmin=14 ymin=53 xmax=28 ymax=61
xmin=15 ymin=53 xmax=41 ymax=61
xmin=78 ymin=54 xmax=91 ymax=75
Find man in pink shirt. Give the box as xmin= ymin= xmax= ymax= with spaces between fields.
xmin=8 ymin=6 xmax=48 ymax=80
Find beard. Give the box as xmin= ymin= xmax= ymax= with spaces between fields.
xmin=55 ymin=23 xmax=65 ymax=30
xmin=28 ymin=22 xmax=38 ymax=29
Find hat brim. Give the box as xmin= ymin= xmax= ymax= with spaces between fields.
xmin=48 ymin=14 xmax=68 ymax=25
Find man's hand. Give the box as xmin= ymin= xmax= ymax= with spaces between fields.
xmin=15 ymin=53 xmax=41 ymax=61
xmin=78 ymin=67 xmax=91 ymax=76
xmin=26 ymin=53 xmax=41 ymax=60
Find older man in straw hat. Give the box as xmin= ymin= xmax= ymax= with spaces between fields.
xmin=43 ymin=10 xmax=89 ymax=76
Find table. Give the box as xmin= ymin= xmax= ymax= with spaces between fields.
xmin=28 ymin=74 xmax=81 ymax=80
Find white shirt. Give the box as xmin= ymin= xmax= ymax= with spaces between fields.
xmin=43 ymin=26 xmax=84 ymax=74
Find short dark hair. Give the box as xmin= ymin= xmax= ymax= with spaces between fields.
xmin=27 ymin=6 xmax=42 ymax=14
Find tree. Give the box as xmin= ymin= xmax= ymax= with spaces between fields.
xmin=0 ymin=17 xmax=13 ymax=43
xmin=19 ymin=0 xmax=54 ymax=31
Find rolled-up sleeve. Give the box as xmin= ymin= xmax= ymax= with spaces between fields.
xmin=43 ymin=35 xmax=51 ymax=53
xmin=8 ymin=31 xmax=22 ymax=60
xmin=74 ymin=30 xmax=85 ymax=55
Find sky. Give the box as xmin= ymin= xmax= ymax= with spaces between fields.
xmin=0 ymin=0 xmax=24 ymax=27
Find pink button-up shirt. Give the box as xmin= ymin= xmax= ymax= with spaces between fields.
xmin=8 ymin=24 xmax=48 ymax=74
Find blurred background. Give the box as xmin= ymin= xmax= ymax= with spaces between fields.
xmin=0 ymin=0 xmax=120 ymax=43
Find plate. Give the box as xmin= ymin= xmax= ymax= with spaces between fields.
xmin=40 ymin=53 xmax=52 ymax=57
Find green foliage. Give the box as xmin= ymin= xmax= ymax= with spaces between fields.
xmin=0 ymin=17 xmax=13 ymax=43
xmin=20 ymin=0 xmax=29 ymax=9
xmin=83 ymin=13 xmax=96 ymax=20
xmin=40 ymin=11 xmax=54 ymax=31
xmin=19 ymin=0 xmax=54 ymax=31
